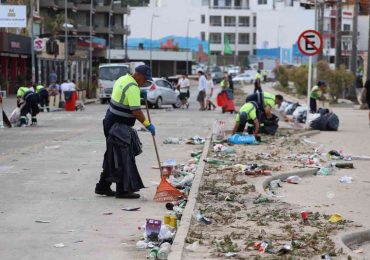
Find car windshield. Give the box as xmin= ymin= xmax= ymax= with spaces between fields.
xmin=99 ymin=66 xmax=129 ymax=81
xmin=142 ymin=81 xmax=153 ymax=88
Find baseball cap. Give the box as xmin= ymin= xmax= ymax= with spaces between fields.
xmin=135 ymin=65 xmax=153 ymax=81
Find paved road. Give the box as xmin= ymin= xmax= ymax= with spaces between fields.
xmin=0 ymin=85 xmax=234 ymax=260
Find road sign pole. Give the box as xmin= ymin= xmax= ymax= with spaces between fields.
xmin=306 ymin=55 xmax=312 ymax=129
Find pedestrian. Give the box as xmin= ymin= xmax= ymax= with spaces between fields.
xmin=48 ymin=82 xmax=60 ymax=108
xmin=95 ymin=65 xmax=155 ymax=199
xmin=36 ymin=83 xmax=50 ymax=112
xmin=206 ymin=74 xmax=216 ymax=110
xmin=228 ymin=74 xmax=234 ymax=93
xmin=197 ymin=70 xmax=207 ymax=110
xmin=364 ymin=79 xmax=370 ymax=127
xmin=220 ymin=74 xmax=229 ymax=90
xmin=176 ymin=74 xmax=190 ymax=109
xmin=310 ymin=80 xmax=326 ymax=113
xmin=232 ymin=101 xmax=260 ymax=135
xmin=263 ymin=69 xmax=268 ymax=82
xmin=254 ymin=70 xmax=262 ymax=93
xmin=16 ymin=82 xmax=40 ymax=126
xmin=60 ymin=79 xmax=70 ymax=101
xmin=185 ymin=74 xmax=191 ymax=99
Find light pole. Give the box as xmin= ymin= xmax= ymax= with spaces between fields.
xmin=64 ymin=0 xmax=68 ymax=81
xmin=108 ymin=0 xmax=113 ymax=63
xmin=186 ymin=19 xmax=194 ymax=75
xmin=30 ymin=0 xmax=35 ymax=83
xmin=276 ymin=25 xmax=283 ymax=64
xmin=150 ymin=14 xmax=159 ymax=70
xmin=89 ymin=0 xmax=93 ymax=90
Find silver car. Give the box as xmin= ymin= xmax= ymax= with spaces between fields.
xmin=141 ymin=78 xmax=182 ymax=109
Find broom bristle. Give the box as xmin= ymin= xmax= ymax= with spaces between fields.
xmin=153 ymin=177 xmax=182 ymax=202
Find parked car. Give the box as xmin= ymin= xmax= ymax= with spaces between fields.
xmin=232 ymin=73 xmax=254 ymax=85
xmin=141 ymin=78 xmax=182 ymax=109
xmin=210 ymin=66 xmax=223 ymax=83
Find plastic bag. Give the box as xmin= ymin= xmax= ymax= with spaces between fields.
xmin=212 ymin=120 xmax=226 ymax=140
xmin=228 ymin=134 xmax=256 ymax=145
xmin=9 ymin=107 xmax=20 ymax=125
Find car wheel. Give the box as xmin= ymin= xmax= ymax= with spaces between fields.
xmin=155 ymin=97 xmax=162 ymax=109
xmin=172 ymin=96 xmax=182 ymax=108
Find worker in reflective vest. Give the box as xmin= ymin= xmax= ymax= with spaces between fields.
xmin=16 ymin=83 xmax=40 ymax=126
xmin=95 ymin=65 xmax=155 ymax=199
xmin=36 ymin=84 xmax=50 ymax=112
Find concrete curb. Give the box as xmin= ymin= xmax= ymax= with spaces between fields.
xmin=84 ymin=99 xmax=97 ymax=105
xmin=294 ymin=130 xmax=321 ymax=138
xmin=336 ymin=229 xmax=370 ymax=257
xmin=168 ymin=137 xmax=212 ymax=260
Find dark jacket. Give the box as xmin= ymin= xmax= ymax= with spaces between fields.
xmin=103 ymin=123 xmax=144 ymax=193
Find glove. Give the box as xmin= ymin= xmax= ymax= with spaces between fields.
xmin=146 ymin=124 xmax=156 ymax=136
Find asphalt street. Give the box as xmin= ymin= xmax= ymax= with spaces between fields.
xmin=0 ymin=85 xmax=233 ymax=260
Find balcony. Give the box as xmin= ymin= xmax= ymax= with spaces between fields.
xmin=95 ymin=5 xmax=111 ymax=12
xmin=113 ymin=3 xmax=129 ymax=14
xmin=40 ymin=0 xmax=58 ymax=10
xmin=94 ymin=25 xmax=110 ymax=34
xmin=76 ymin=3 xmax=95 ymax=12
xmin=112 ymin=25 xmax=129 ymax=35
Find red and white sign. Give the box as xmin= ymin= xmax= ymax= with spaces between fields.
xmin=297 ymin=30 xmax=323 ymax=56
xmin=34 ymin=38 xmax=45 ymax=52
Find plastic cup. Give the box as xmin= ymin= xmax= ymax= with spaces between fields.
xmin=301 ymin=211 xmax=309 ymax=221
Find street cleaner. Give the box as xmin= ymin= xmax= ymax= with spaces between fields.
xmin=95 ymin=65 xmax=155 ymax=199
xmin=232 ymin=101 xmax=260 ymax=137
xmin=16 ymin=82 xmax=40 ymax=126
xmin=310 ymin=80 xmax=327 ymax=113
xmin=36 ymin=84 xmax=50 ymax=112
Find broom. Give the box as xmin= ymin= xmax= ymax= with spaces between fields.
xmin=0 ymin=96 xmax=11 ymax=128
xmin=144 ymin=100 xmax=182 ymax=202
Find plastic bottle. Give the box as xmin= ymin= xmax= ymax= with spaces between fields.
xmin=157 ymin=242 xmax=171 ymax=260
xmin=148 ymin=247 xmax=159 ymax=260
xmin=203 ymin=158 xmax=224 ymax=165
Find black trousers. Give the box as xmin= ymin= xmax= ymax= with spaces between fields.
xmin=310 ymin=97 xmax=317 ymax=113
xmin=39 ymin=89 xmax=49 ymax=111
xmin=21 ymin=93 xmax=40 ymax=118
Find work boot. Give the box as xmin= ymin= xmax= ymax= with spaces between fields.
xmin=115 ymin=192 xmax=140 ymax=199
xmin=19 ymin=117 xmax=27 ymax=127
xmin=31 ymin=117 xmax=37 ymax=126
xmin=95 ymin=183 xmax=115 ymax=196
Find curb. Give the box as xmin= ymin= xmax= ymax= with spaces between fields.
xmin=168 ymin=137 xmax=212 ymax=260
xmin=337 ymin=229 xmax=370 ymax=257
xmin=294 ymin=130 xmax=321 ymax=138
xmin=84 ymin=99 xmax=97 ymax=105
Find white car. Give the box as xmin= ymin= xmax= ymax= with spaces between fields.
xmin=232 ymin=73 xmax=254 ymax=85
xmin=141 ymin=78 xmax=182 ymax=109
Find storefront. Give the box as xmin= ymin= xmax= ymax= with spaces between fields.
xmin=0 ymin=32 xmax=31 ymax=94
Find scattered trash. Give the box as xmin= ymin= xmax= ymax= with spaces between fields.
xmin=213 ymin=144 xmax=236 ymax=154
xmin=317 ymin=167 xmax=333 ymax=176
xmin=163 ymin=159 xmax=177 ymax=166
xmin=163 ymin=137 xmax=185 ymax=145
xmin=136 ymin=240 xmax=149 ymax=249
xmin=228 ymin=134 xmax=257 ymax=145
xmin=44 ymin=145 xmax=60 ymax=150
xmin=186 ymin=241 xmax=199 ymax=252
xmin=212 ymin=120 xmax=226 ymax=140
xmin=277 ymin=244 xmax=292 ymax=255
xmin=35 ymin=220 xmax=50 ymax=223
xmin=103 ymin=212 xmax=113 ymax=215
xmin=187 ymin=136 xmax=205 ymax=145
xmin=302 ymin=138 xmax=317 ymax=144
xmin=148 ymin=247 xmax=159 ymax=260
xmin=145 ymin=219 xmax=162 ymax=241
xmin=157 ymin=242 xmax=171 ymax=260
xmin=204 ymin=158 xmax=225 ymax=165
xmin=328 ymin=214 xmax=343 ymax=223
xmin=286 ymin=176 xmax=302 ymax=184
xmin=269 ymin=179 xmax=282 ymax=189
xmin=339 ymin=176 xmax=353 ymax=184
xmin=196 ymin=212 xmax=212 ymax=225
xmin=333 ymin=162 xmax=354 ymax=169
xmin=326 ymin=191 xmax=335 ymax=199
xmin=321 ymin=253 xmax=331 ymax=259
xmin=254 ymin=241 xmax=269 ymax=254
xmin=122 ymin=207 xmax=141 ymax=211
xmin=327 ymin=150 xmax=343 ymax=160
xmin=300 ymin=211 xmax=309 ymax=223
xmin=53 ymin=243 xmax=65 ymax=248
xmin=224 ymin=252 xmax=238 ymax=257
xmin=253 ymin=195 xmax=269 ymax=204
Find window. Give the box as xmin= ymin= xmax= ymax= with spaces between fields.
xmin=224 ymin=33 xmax=235 ymax=44
xmin=225 ymin=0 xmax=232 ymax=7
xmin=210 ymin=16 xmax=222 ymax=26
xmin=201 ymin=0 xmax=209 ymax=5
xmin=239 ymin=16 xmax=250 ymax=27
xmin=213 ymin=0 xmax=218 ymax=7
xmin=235 ymin=0 xmax=241 ymax=8
xmin=238 ymin=33 xmax=250 ymax=44
xmin=253 ymin=16 xmax=256 ymax=27
xmin=210 ymin=51 xmax=221 ymax=55
xmin=343 ymin=24 xmax=351 ymax=31
xmin=253 ymin=33 xmax=256 ymax=44
xmin=201 ymin=15 xmax=205 ymax=24
xmin=258 ymin=0 xmax=267 ymax=4
xmin=209 ymin=33 xmax=222 ymax=44
xmin=253 ymin=49 xmax=257 ymax=55
xmin=201 ymin=32 xmax=206 ymax=41
xmin=224 ymin=16 xmax=236 ymax=27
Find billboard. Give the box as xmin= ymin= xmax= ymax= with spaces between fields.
xmin=0 ymin=5 xmax=27 ymax=28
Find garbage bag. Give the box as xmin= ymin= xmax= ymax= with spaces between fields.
xmin=310 ymin=112 xmax=339 ymax=131
xmin=228 ymin=134 xmax=256 ymax=144
xmin=285 ymin=102 xmax=300 ymax=115
xmin=317 ymin=107 xmax=330 ymax=116
xmin=261 ymin=113 xmax=279 ymax=135
xmin=9 ymin=107 xmax=20 ymax=125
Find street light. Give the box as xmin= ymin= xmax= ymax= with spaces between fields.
xmin=108 ymin=0 xmax=114 ymax=63
xmin=64 ymin=0 xmax=68 ymax=81
xmin=150 ymin=14 xmax=159 ymax=70
xmin=89 ymin=0 xmax=93 ymax=90
xmin=186 ymin=19 xmax=194 ymax=75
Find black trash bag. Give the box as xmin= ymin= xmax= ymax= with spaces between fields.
xmin=318 ymin=107 xmax=330 ymax=116
xmin=286 ymin=102 xmax=300 ymax=115
xmin=297 ymin=110 xmax=307 ymax=123
xmin=310 ymin=112 xmax=339 ymax=131
xmin=261 ymin=113 xmax=279 ymax=135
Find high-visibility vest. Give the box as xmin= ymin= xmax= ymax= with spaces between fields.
xmin=17 ymin=87 xmax=31 ymax=98
xmin=109 ymin=74 xmax=140 ymax=119
xmin=236 ymin=102 xmax=257 ymax=123
xmin=36 ymin=85 xmax=44 ymax=94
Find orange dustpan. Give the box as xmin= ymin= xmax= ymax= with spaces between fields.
xmin=144 ymin=101 xmax=182 ymax=202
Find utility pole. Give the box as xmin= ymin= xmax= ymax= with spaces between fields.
xmin=367 ymin=2 xmax=370 ymax=80
xmin=317 ymin=1 xmax=325 ymax=61
xmin=30 ymin=0 xmax=36 ymax=83
xmin=334 ymin=0 xmax=342 ymax=69
xmin=89 ymin=0 xmax=93 ymax=91
xmin=108 ymin=0 xmax=113 ymax=63
xmin=64 ymin=0 xmax=68 ymax=80
xmin=350 ymin=0 xmax=359 ymax=94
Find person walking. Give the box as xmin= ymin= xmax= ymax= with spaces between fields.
xmin=228 ymin=74 xmax=234 ymax=93
xmin=176 ymin=74 xmax=190 ymax=109
xmin=16 ymin=83 xmax=40 ymax=126
xmin=254 ymin=70 xmax=262 ymax=93
xmin=206 ymin=74 xmax=216 ymax=110
xmin=95 ymin=65 xmax=155 ymax=199
xmin=310 ymin=80 xmax=326 ymax=113
xmin=197 ymin=70 xmax=207 ymax=110
xmin=36 ymin=84 xmax=50 ymax=112
xmin=364 ymin=79 xmax=370 ymax=127
xmin=220 ymin=74 xmax=229 ymax=90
